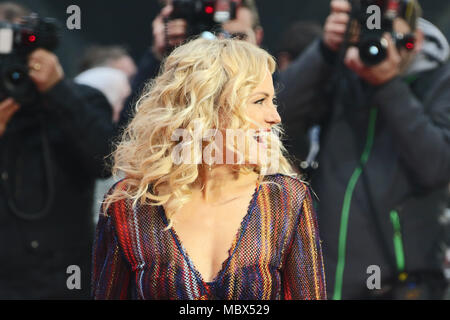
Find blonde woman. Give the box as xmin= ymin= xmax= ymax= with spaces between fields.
xmin=92 ymin=38 xmax=326 ymax=300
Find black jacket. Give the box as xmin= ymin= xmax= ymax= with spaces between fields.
xmin=119 ymin=49 xmax=161 ymax=130
xmin=0 ymin=79 xmax=114 ymax=299
xmin=278 ymin=23 xmax=450 ymax=299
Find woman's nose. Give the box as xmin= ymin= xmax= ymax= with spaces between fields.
xmin=266 ymin=107 xmax=281 ymax=125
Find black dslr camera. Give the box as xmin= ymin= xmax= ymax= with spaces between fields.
xmin=0 ymin=14 xmax=60 ymax=106
xmin=170 ymin=0 xmax=241 ymax=38
xmin=348 ymin=0 xmax=416 ymax=66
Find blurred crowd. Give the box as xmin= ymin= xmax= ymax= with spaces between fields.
xmin=0 ymin=0 xmax=449 ymax=299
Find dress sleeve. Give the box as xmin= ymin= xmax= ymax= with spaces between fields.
xmin=91 ymin=202 xmax=132 ymax=299
xmin=282 ymin=184 xmax=327 ymax=300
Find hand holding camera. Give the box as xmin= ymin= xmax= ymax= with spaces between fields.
xmin=345 ymin=32 xmax=402 ymax=85
xmin=0 ymin=49 xmax=63 ymax=137
xmin=323 ymin=0 xmax=352 ymax=52
xmin=152 ymin=4 xmax=188 ymax=60
xmin=0 ymin=14 xmax=63 ymax=136
xmin=323 ymin=0 xmax=418 ymax=85
xmin=0 ymin=13 xmax=61 ymax=105
xmin=28 ymin=48 xmax=64 ymax=93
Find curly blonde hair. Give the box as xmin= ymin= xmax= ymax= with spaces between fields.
xmin=105 ymin=38 xmax=297 ymax=228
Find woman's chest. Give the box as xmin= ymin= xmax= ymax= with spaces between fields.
xmin=126 ymin=203 xmax=291 ymax=299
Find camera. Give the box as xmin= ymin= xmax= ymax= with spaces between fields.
xmin=349 ymin=0 xmax=416 ymax=66
xmin=170 ymin=0 xmax=241 ymax=39
xmin=0 ymin=13 xmax=60 ymax=106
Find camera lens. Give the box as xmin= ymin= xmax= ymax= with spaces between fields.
xmin=368 ymin=45 xmax=380 ymax=56
xmin=4 ymin=68 xmax=27 ymax=89
xmin=1 ymin=64 xmax=37 ymax=105
xmin=8 ymin=69 xmax=25 ymax=85
xmin=358 ymin=37 xmax=388 ymax=66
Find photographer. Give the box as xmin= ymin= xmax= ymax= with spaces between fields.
xmin=0 ymin=3 xmax=115 ymax=299
xmin=118 ymin=0 xmax=264 ymax=129
xmin=278 ymin=0 xmax=450 ymax=299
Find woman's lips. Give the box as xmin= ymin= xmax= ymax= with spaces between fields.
xmin=252 ymin=129 xmax=270 ymax=148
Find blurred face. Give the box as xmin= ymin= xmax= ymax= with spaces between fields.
xmin=109 ymin=55 xmax=137 ymax=81
xmin=222 ymin=7 xmax=257 ymax=45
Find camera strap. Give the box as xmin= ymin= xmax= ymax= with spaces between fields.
xmin=2 ymin=114 xmax=55 ymax=221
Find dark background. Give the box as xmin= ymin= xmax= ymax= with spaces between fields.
xmin=6 ymin=0 xmax=450 ymax=77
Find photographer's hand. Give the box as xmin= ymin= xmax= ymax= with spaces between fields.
xmin=323 ymin=0 xmax=351 ymax=51
xmin=28 ymin=49 xmax=64 ymax=93
xmin=345 ymin=34 xmax=401 ymax=86
xmin=152 ymin=4 xmax=187 ymax=60
xmin=0 ymin=98 xmax=20 ymax=137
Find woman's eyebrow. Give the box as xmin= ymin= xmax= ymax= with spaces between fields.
xmin=251 ymin=92 xmax=271 ymax=97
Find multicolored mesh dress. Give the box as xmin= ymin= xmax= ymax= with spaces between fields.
xmin=92 ymin=173 xmax=327 ymax=299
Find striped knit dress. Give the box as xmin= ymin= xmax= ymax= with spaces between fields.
xmin=91 ymin=173 xmax=327 ymax=299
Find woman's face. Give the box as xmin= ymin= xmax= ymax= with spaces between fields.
xmin=246 ymin=70 xmax=281 ymax=130
xmin=205 ymin=69 xmax=282 ymax=168
xmin=242 ymin=70 xmax=281 ymax=166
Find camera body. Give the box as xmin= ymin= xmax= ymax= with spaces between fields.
xmin=0 ymin=14 xmax=59 ymax=106
xmin=170 ymin=0 xmax=241 ymax=38
xmin=350 ymin=0 xmax=416 ymax=66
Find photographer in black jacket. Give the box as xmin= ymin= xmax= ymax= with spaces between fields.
xmin=0 ymin=3 xmax=114 ymax=299
xmin=278 ymin=0 xmax=450 ymax=299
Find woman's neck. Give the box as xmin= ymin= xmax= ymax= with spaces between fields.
xmin=194 ymin=165 xmax=259 ymax=203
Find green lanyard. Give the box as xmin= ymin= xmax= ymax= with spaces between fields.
xmin=332 ymin=106 xmax=408 ymax=299
xmin=333 ymin=107 xmax=378 ymax=300
xmin=390 ymin=210 xmax=406 ymax=273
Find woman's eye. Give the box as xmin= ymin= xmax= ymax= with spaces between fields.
xmin=272 ymin=98 xmax=278 ymax=105
xmin=254 ymin=98 xmax=265 ymax=105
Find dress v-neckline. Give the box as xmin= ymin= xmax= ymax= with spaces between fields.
xmin=160 ymin=179 xmax=263 ymax=288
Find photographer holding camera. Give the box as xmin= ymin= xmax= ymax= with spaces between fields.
xmin=118 ymin=0 xmax=264 ymax=129
xmin=278 ymin=0 xmax=450 ymax=299
xmin=0 ymin=3 xmax=115 ymax=299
